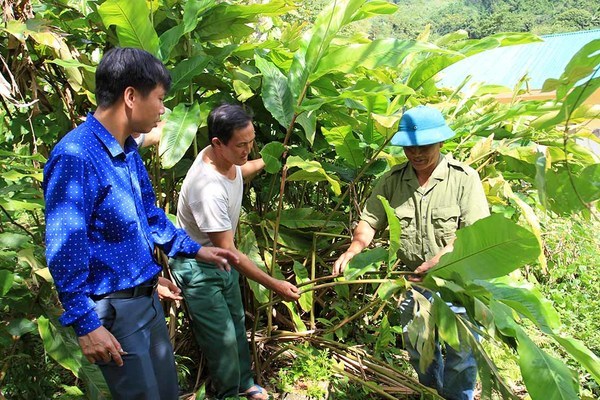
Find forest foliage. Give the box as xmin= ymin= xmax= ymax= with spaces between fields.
xmin=0 ymin=0 xmax=599 ymax=399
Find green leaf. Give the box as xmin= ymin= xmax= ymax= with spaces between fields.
xmin=312 ymin=39 xmax=452 ymax=81
xmin=552 ymin=335 xmax=600 ymax=386
xmin=288 ymin=0 xmax=366 ymax=101
xmin=170 ymin=55 xmax=210 ymax=92
xmin=260 ymin=142 xmax=286 ymax=174
xmin=578 ymin=163 xmax=600 ymax=203
xmin=295 ymin=110 xmax=317 ymax=146
xmin=428 ymin=214 xmax=540 ymax=282
xmin=375 ymin=280 xmax=403 ymax=300
xmin=545 ymin=169 xmax=588 ymax=215
xmin=159 ymin=103 xmax=202 ymax=169
xmin=0 ymin=269 xmax=14 ymax=295
xmin=293 ymin=261 xmax=313 ymax=313
xmin=407 ymin=290 xmax=436 ymax=374
xmin=38 ymin=317 xmax=110 ymax=398
xmin=182 ymin=0 xmax=215 ymax=35
xmin=517 ymin=330 xmax=579 ymax=400
xmin=238 ymin=227 xmax=269 ymax=304
xmin=7 ymin=318 xmax=36 ymax=336
xmin=286 ymin=156 xmax=341 ymax=196
xmin=542 ymin=39 xmax=600 ymax=99
xmin=47 ymin=59 xmax=96 ymax=73
xmin=284 ymin=301 xmax=307 ymax=332
xmin=255 ymin=55 xmax=294 ymax=128
xmin=321 ymin=126 xmax=364 ymax=168
xmin=265 ymin=207 xmax=342 ymax=229
xmin=98 ymin=0 xmax=159 ymax=55
xmin=474 ymin=280 xmax=560 ymax=333
xmin=343 ymin=247 xmax=387 ymax=280
xmin=377 ymin=195 xmax=401 ymax=267
xmin=196 ymin=1 xmax=292 ymax=41
xmin=431 ymin=296 xmax=460 ymax=350
xmin=375 ymin=315 xmax=396 ymax=354
xmin=0 ymin=198 xmax=44 ymax=211
xmin=0 ymin=232 xmax=30 ymax=250
xmin=158 ymin=25 xmax=184 ymax=61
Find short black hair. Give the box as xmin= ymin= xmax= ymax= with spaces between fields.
xmin=207 ymin=104 xmax=253 ymax=145
xmin=95 ymin=47 xmax=171 ymax=108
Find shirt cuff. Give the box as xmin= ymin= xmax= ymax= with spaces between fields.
xmin=71 ymin=310 xmax=103 ymax=337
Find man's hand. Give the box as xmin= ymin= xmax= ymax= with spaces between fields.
xmin=78 ymin=326 xmax=126 ymax=366
xmin=273 ymin=280 xmax=300 ymax=302
xmin=332 ymin=250 xmax=357 ymax=276
xmin=157 ymin=276 xmax=183 ymax=301
xmin=407 ymin=259 xmax=437 ymax=282
xmin=195 ymin=246 xmax=239 ymax=271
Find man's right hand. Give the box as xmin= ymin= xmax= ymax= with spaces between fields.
xmin=78 ymin=326 xmax=125 ymax=366
xmin=332 ymin=250 xmax=356 ymax=276
xmin=273 ymin=280 xmax=300 ymax=302
xmin=195 ymin=246 xmax=240 ymax=271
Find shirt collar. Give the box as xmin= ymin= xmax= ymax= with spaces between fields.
xmin=429 ymin=154 xmax=450 ymax=182
xmin=87 ymin=113 xmax=137 ymax=158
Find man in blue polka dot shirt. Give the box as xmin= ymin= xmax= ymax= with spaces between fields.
xmin=43 ymin=47 xmax=239 ymax=400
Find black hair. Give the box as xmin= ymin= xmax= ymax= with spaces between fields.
xmin=207 ymin=104 xmax=253 ymax=145
xmin=95 ymin=47 xmax=171 ymax=108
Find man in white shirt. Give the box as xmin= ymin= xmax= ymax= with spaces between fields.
xmin=170 ymin=103 xmax=299 ymax=400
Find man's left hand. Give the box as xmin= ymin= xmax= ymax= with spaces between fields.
xmin=156 ymin=276 xmax=183 ymax=301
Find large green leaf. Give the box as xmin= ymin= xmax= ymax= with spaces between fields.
xmin=517 ymin=329 xmax=579 ymax=400
xmin=427 ymin=214 xmax=540 ymax=282
xmin=542 ymin=39 xmax=600 ymax=99
xmin=196 ymin=0 xmax=292 ymax=41
xmin=286 ymin=156 xmax=342 ymax=195
xmin=38 ymin=317 xmax=110 ymax=399
xmin=260 ymin=142 xmax=286 ymax=174
xmin=431 ymin=295 xmax=460 ymax=350
xmin=544 ymin=169 xmax=588 ymax=215
xmin=474 ymin=280 xmax=560 ymax=333
xmin=343 ymin=247 xmax=387 ymax=281
xmin=238 ymin=228 xmax=270 ymax=304
xmin=552 ymin=335 xmax=600 ymax=386
xmin=578 ymin=163 xmax=600 ymax=203
xmin=255 ymin=55 xmax=294 ymax=128
xmin=288 ymin=0 xmax=366 ymax=101
xmin=311 ymin=39 xmax=450 ymax=81
xmin=98 ymin=0 xmax=159 ymax=55
xmin=321 ymin=126 xmax=364 ymax=168
xmin=170 ymin=55 xmax=210 ymax=92
xmin=159 ymin=103 xmax=202 ymax=169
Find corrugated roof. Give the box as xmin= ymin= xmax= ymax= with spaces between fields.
xmin=437 ymin=29 xmax=600 ymax=91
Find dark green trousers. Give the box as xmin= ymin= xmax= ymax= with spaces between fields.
xmin=170 ymin=257 xmax=254 ymax=399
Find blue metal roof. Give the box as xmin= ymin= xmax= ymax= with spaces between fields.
xmin=437 ymin=29 xmax=600 ymax=90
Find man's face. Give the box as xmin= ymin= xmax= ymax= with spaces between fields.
xmin=217 ymin=122 xmax=255 ymax=166
xmin=403 ymin=142 xmax=442 ymax=173
xmin=130 ymin=85 xmax=166 ymax=134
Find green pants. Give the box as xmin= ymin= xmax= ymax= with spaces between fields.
xmin=170 ymin=257 xmax=254 ymax=399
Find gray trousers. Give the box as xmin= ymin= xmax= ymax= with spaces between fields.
xmin=95 ymin=292 xmax=179 ymax=400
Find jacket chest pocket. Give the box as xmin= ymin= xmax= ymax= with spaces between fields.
xmin=394 ymin=206 xmax=416 ymax=240
xmin=432 ymin=205 xmax=461 ymax=240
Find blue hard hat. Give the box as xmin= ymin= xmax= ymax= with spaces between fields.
xmin=391 ymin=106 xmax=455 ymax=146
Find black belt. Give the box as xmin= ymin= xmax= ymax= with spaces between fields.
xmin=91 ymin=275 xmax=159 ymax=301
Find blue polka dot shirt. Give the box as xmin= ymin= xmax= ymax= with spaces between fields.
xmin=43 ymin=113 xmax=201 ymax=336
